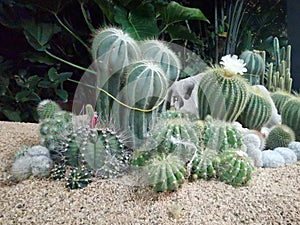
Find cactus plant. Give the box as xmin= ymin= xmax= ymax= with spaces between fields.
xmin=65 ymin=166 xmax=93 ymax=190
xmin=288 ymin=141 xmax=300 ymax=160
xmin=237 ymin=86 xmax=272 ymax=130
xmin=240 ymin=50 xmax=265 ymax=85
xmin=197 ymin=67 xmax=249 ymax=122
xmin=281 ymin=97 xmax=300 ymax=140
xmin=140 ymin=40 xmax=181 ymax=82
xmin=262 ymin=150 xmax=285 ymax=168
xmin=37 ymin=100 xmax=62 ymax=120
xmin=203 ymin=117 xmax=244 ymax=153
xmin=266 ymin=124 xmax=295 ymax=149
xmin=274 ymin=147 xmax=297 ymax=164
xmin=218 ymin=150 xmax=254 ymax=187
xmin=266 ymin=37 xmax=293 ymax=93
xmin=147 ymin=154 xmax=186 ymax=192
xmin=270 ymin=91 xmax=293 ymax=114
xmin=190 ymin=148 xmax=220 ymax=180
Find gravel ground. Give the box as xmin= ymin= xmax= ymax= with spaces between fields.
xmin=0 ymin=121 xmax=300 ymax=225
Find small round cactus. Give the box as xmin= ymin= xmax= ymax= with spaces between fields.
xmin=218 ymin=150 xmax=254 ymax=187
xmin=37 ymin=99 xmax=61 ymax=120
xmin=65 ymin=167 xmax=93 ymax=190
xmin=197 ymin=67 xmax=250 ymax=122
xmin=274 ymin=147 xmax=297 ymax=164
xmin=288 ymin=141 xmax=300 ymax=160
xmin=147 ymin=154 xmax=186 ymax=192
xmin=266 ymin=124 xmax=295 ymax=150
xmin=262 ymin=150 xmax=285 ymax=168
xmin=237 ymin=87 xmax=272 ymax=130
xmin=140 ymin=39 xmax=181 ymax=82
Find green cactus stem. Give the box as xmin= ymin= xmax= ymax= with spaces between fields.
xmin=37 ymin=100 xmax=62 ymax=120
xmin=147 ymin=154 xmax=186 ymax=192
xmin=218 ymin=150 xmax=254 ymax=187
xmin=197 ymin=67 xmax=250 ymax=122
xmin=270 ymin=91 xmax=293 ymax=114
xmin=281 ymin=97 xmax=300 ymax=141
xmin=266 ymin=124 xmax=295 ymax=149
xmin=237 ymin=86 xmax=272 ymax=130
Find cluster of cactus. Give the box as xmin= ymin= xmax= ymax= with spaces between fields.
xmin=266 ymin=124 xmax=295 ymax=149
xmin=280 ymin=97 xmax=300 ymax=141
xmin=240 ymin=50 xmax=266 ymax=85
xmin=37 ymin=99 xmax=62 ymax=120
xmin=237 ymin=86 xmax=272 ymax=130
xmin=266 ymin=37 xmax=293 ymax=93
xmin=197 ymin=66 xmax=249 ymax=122
xmin=92 ymin=27 xmax=182 ymax=147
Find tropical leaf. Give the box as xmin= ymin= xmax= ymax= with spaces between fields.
xmin=167 ymin=25 xmax=202 ymax=44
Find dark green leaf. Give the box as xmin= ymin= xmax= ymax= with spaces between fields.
xmin=58 ymin=72 xmax=72 ymax=82
xmin=16 ymin=90 xmax=31 ymax=102
xmin=38 ymin=80 xmax=51 ymax=88
xmin=114 ymin=3 xmax=159 ymax=40
xmin=27 ymin=75 xmax=42 ymax=89
xmin=23 ymin=19 xmax=61 ymax=51
xmin=2 ymin=109 xmax=21 ymax=122
xmin=0 ymin=76 xmax=9 ymax=96
xmin=48 ymin=67 xmax=58 ymax=82
xmin=55 ymin=89 xmax=68 ymax=102
xmin=161 ymin=1 xmax=209 ymax=25
xmin=93 ymin=0 xmax=115 ymax=22
xmin=167 ymin=25 xmax=203 ymax=44
xmin=23 ymin=51 xmax=57 ymax=65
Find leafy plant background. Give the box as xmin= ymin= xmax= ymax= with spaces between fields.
xmin=0 ymin=0 xmax=287 ymax=122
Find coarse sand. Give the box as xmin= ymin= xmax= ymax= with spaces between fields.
xmin=0 ymin=121 xmax=299 ymax=225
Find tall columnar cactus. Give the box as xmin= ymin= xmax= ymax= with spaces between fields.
xmin=281 ymin=97 xmax=300 ymax=141
xmin=147 ymin=154 xmax=186 ymax=192
xmin=240 ymin=50 xmax=265 ymax=85
xmin=203 ymin=117 xmax=244 ymax=153
xmin=197 ymin=67 xmax=249 ymax=122
xmin=37 ymin=100 xmax=62 ymax=120
xmin=266 ymin=124 xmax=295 ymax=149
xmin=140 ymin=40 xmax=181 ymax=82
xmin=270 ymin=91 xmax=293 ymax=114
xmin=218 ymin=150 xmax=254 ymax=187
xmin=237 ymin=86 xmax=272 ymax=130
xmin=266 ymin=37 xmax=293 ymax=93
xmin=91 ymin=27 xmax=141 ymax=74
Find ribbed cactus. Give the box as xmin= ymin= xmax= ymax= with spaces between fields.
xmin=140 ymin=40 xmax=181 ymax=82
xmin=237 ymin=86 xmax=272 ymax=130
xmin=39 ymin=111 xmax=73 ymax=152
xmin=190 ymin=148 xmax=220 ymax=180
xmin=281 ymin=97 xmax=300 ymax=141
xmin=91 ymin=27 xmax=141 ymax=74
xmin=65 ymin=167 xmax=93 ymax=190
xmin=240 ymin=50 xmax=265 ymax=85
xmin=197 ymin=67 xmax=249 ymax=122
xmin=218 ymin=150 xmax=254 ymax=187
xmin=149 ymin=110 xmax=202 ymax=155
xmin=147 ymin=154 xmax=186 ymax=192
xmin=203 ymin=117 xmax=244 ymax=153
xmin=266 ymin=124 xmax=295 ymax=149
xmin=37 ymin=100 xmax=62 ymax=120
xmin=270 ymin=91 xmax=293 ymax=114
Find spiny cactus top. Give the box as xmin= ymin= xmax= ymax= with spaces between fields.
xmin=240 ymin=50 xmax=265 ymax=76
xmin=266 ymin=124 xmax=295 ymax=150
xmin=140 ymin=39 xmax=181 ymax=82
xmin=37 ymin=100 xmax=62 ymax=120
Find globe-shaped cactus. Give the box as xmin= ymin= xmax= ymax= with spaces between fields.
xmin=37 ymin=100 xmax=62 ymax=120
xmin=266 ymin=124 xmax=295 ymax=149
xmin=270 ymin=91 xmax=293 ymax=114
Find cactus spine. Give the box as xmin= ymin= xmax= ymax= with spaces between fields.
xmin=147 ymin=154 xmax=186 ymax=192
xmin=266 ymin=124 xmax=295 ymax=149
xmin=197 ymin=67 xmax=249 ymax=122
xmin=281 ymin=97 xmax=300 ymax=140
xmin=266 ymin=37 xmax=293 ymax=93
xmin=237 ymin=86 xmax=272 ymax=130
xmin=218 ymin=150 xmax=254 ymax=187
xmin=240 ymin=50 xmax=265 ymax=85
xmin=270 ymin=91 xmax=293 ymax=114
xmin=37 ymin=100 xmax=62 ymax=120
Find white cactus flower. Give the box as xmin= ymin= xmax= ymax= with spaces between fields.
xmin=220 ymin=54 xmax=247 ymax=75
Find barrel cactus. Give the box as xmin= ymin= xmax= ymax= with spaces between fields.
xmin=281 ymin=97 xmax=300 ymax=140
xmin=266 ymin=124 xmax=295 ymax=149
xmin=147 ymin=154 xmax=186 ymax=192
xmin=65 ymin=166 xmax=93 ymax=190
xmin=237 ymin=86 xmax=272 ymax=130
xmin=218 ymin=150 xmax=254 ymax=187
xmin=140 ymin=39 xmax=181 ymax=82
xmin=203 ymin=117 xmax=244 ymax=153
xmin=91 ymin=27 xmax=141 ymax=74
xmin=270 ymin=91 xmax=293 ymax=114
xmin=37 ymin=100 xmax=62 ymax=120
xmin=197 ymin=66 xmax=249 ymax=122
xmin=240 ymin=50 xmax=265 ymax=84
